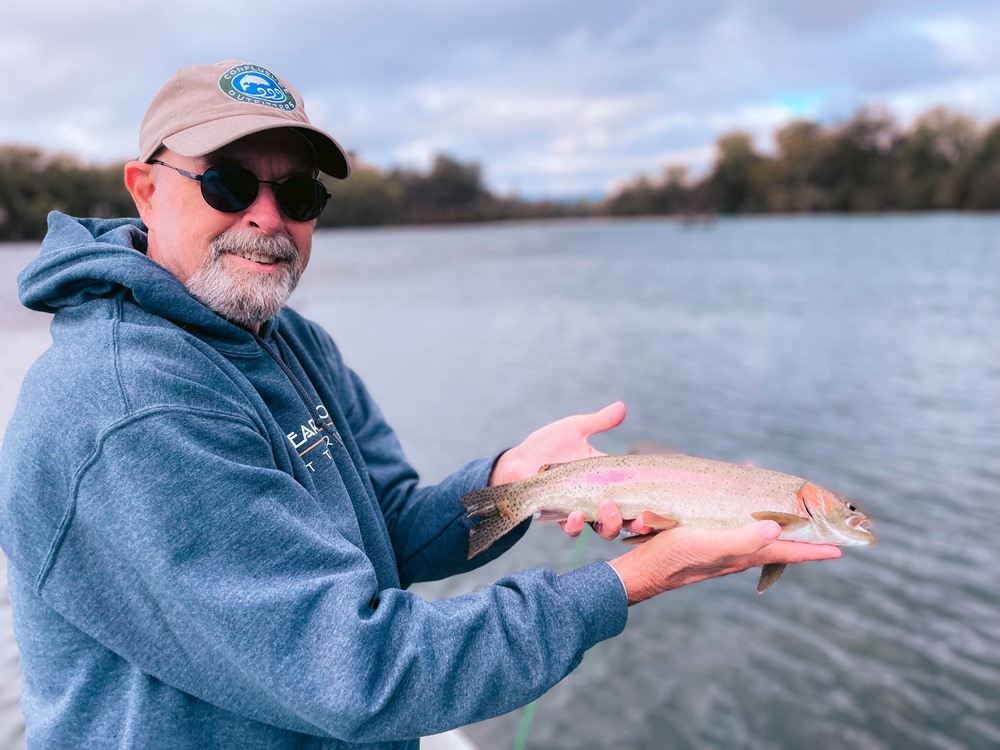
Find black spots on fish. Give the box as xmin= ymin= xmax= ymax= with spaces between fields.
xmin=467 ymin=515 xmax=518 ymax=559
xmin=461 ymin=484 xmax=505 ymax=519
xmin=537 ymin=461 xmax=573 ymax=474
xmin=497 ymin=498 xmax=517 ymax=523
xmin=461 ymin=484 xmax=525 ymax=558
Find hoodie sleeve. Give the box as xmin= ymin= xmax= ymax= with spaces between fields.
xmin=36 ymin=406 xmax=627 ymax=742
xmin=293 ymin=316 xmax=530 ymax=586
xmin=339 ymin=365 xmax=531 ymax=586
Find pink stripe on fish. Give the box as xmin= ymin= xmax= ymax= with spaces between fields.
xmin=581 ymin=469 xmax=634 ymax=485
xmin=581 ymin=467 xmax=727 ymax=487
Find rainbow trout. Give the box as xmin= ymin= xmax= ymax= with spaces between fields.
xmin=461 ymin=454 xmax=875 ymax=591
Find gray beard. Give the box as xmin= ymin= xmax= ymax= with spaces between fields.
xmin=185 ymin=230 xmax=304 ymax=329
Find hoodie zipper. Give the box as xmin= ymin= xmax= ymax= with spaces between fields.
xmin=254 ymin=332 xmax=344 ymax=447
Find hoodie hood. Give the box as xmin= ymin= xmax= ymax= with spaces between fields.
xmin=20 ymin=212 xmax=255 ymax=345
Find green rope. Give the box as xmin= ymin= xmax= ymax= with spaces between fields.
xmin=510 ymin=528 xmax=591 ymax=750
xmin=510 ymin=700 xmax=539 ymax=750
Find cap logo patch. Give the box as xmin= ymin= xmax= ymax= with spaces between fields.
xmin=218 ymin=64 xmax=297 ymax=111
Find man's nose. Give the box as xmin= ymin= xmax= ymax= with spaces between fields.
xmin=241 ymin=184 xmax=286 ymax=233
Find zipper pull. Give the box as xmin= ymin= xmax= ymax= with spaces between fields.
xmin=316 ymin=406 xmax=344 ymax=446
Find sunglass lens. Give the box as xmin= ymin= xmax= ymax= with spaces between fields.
xmin=201 ymin=164 xmax=259 ymax=213
xmin=276 ymin=176 xmax=330 ymax=221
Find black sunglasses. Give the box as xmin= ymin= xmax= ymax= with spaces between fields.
xmin=151 ymin=160 xmax=331 ymax=222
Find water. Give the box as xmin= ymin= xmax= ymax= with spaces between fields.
xmin=2 ymin=215 xmax=998 ymax=749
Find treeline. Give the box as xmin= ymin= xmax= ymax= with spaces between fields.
xmin=319 ymin=154 xmax=587 ymax=228
xmin=0 ymin=147 xmax=586 ymax=241
xmin=0 ymin=147 xmax=137 ymax=241
xmin=606 ymin=106 xmax=1000 ymax=216
xmin=2 ymin=105 xmax=1000 ymax=241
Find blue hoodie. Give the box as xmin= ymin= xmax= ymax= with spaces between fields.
xmin=0 ymin=213 xmax=627 ymax=749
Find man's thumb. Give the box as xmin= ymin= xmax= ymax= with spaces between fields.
xmin=582 ymin=401 xmax=626 ymax=435
xmin=755 ymin=520 xmax=782 ymax=545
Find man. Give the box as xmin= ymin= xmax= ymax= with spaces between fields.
xmin=0 ymin=60 xmax=838 ymax=748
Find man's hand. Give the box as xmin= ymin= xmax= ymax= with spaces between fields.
xmin=560 ymin=499 xmax=657 ymax=541
xmin=608 ymin=521 xmax=842 ymax=605
xmin=489 ymin=401 xmax=626 ymax=486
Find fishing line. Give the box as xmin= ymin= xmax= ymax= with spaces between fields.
xmin=510 ymin=527 xmax=591 ymax=750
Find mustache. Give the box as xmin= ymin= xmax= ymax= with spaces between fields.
xmin=209 ymin=230 xmax=299 ymax=263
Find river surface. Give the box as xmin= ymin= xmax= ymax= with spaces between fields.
xmin=1 ymin=215 xmax=998 ymax=749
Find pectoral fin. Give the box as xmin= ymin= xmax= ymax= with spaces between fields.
xmin=619 ymin=512 xmax=680 ymax=543
xmin=750 ymin=511 xmax=809 ymax=532
xmin=639 ymin=512 xmax=681 ymax=530
xmin=536 ymin=509 xmax=571 ymax=522
xmin=756 ymin=563 xmax=787 ymax=593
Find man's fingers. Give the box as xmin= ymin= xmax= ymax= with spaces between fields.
xmin=700 ymin=523 xmax=843 ymax=571
xmin=560 ymin=510 xmax=586 ymax=537
xmin=624 ymin=512 xmax=656 ymax=536
xmin=562 ymin=500 xmax=629 ymax=540
xmin=565 ymin=508 xmax=843 ymax=571
xmin=643 ymin=522 xmax=843 ymax=570
xmin=761 ymin=539 xmax=842 ymax=563
xmin=592 ymin=498 xmax=623 ymax=540
xmin=740 ymin=521 xmax=842 ymax=563
xmin=576 ymin=401 xmax=626 ymax=438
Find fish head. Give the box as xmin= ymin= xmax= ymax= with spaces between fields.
xmin=798 ymin=483 xmax=876 ymax=546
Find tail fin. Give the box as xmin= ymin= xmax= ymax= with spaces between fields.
xmin=461 ymin=485 xmax=525 ymax=559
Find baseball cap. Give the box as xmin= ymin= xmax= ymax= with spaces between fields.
xmin=138 ymin=60 xmax=350 ymax=179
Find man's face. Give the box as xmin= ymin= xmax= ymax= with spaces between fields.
xmin=140 ymin=129 xmax=319 ymax=330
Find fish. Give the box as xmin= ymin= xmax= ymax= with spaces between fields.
xmin=239 ymin=75 xmax=272 ymax=91
xmin=460 ymin=454 xmax=875 ymax=592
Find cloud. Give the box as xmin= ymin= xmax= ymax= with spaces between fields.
xmin=4 ymin=0 xmax=1000 ymax=198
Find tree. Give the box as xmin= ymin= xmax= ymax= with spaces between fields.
xmin=958 ymin=121 xmax=1000 ymax=210
xmin=894 ymin=108 xmax=978 ymax=209
xmin=397 ymin=154 xmax=489 ymax=222
xmin=709 ymin=131 xmax=764 ymax=213
xmin=767 ymin=120 xmax=832 ymax=211
xmin=320 ymin=162 xmax=404 ymax=228
xmin=825 ymin=106 xmax=901 ymax=211
xmin=0 ymin=147 xmax=134 ymax=240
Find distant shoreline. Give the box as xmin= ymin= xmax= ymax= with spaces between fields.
xmin=4 ymin=207 xmax=1000 ymax=248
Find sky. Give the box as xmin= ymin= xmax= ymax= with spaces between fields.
xmin=3 ymin=1 xmax=1000 ymax=199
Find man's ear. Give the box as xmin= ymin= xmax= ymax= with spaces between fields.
xmin=124 ymin=161 xmax=156 ymax=227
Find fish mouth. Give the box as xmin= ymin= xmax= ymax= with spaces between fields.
xmin=847 ymin=515 xmax=872 ymax=532
xmin=845 ymin=514 xmax=877 ymax=545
